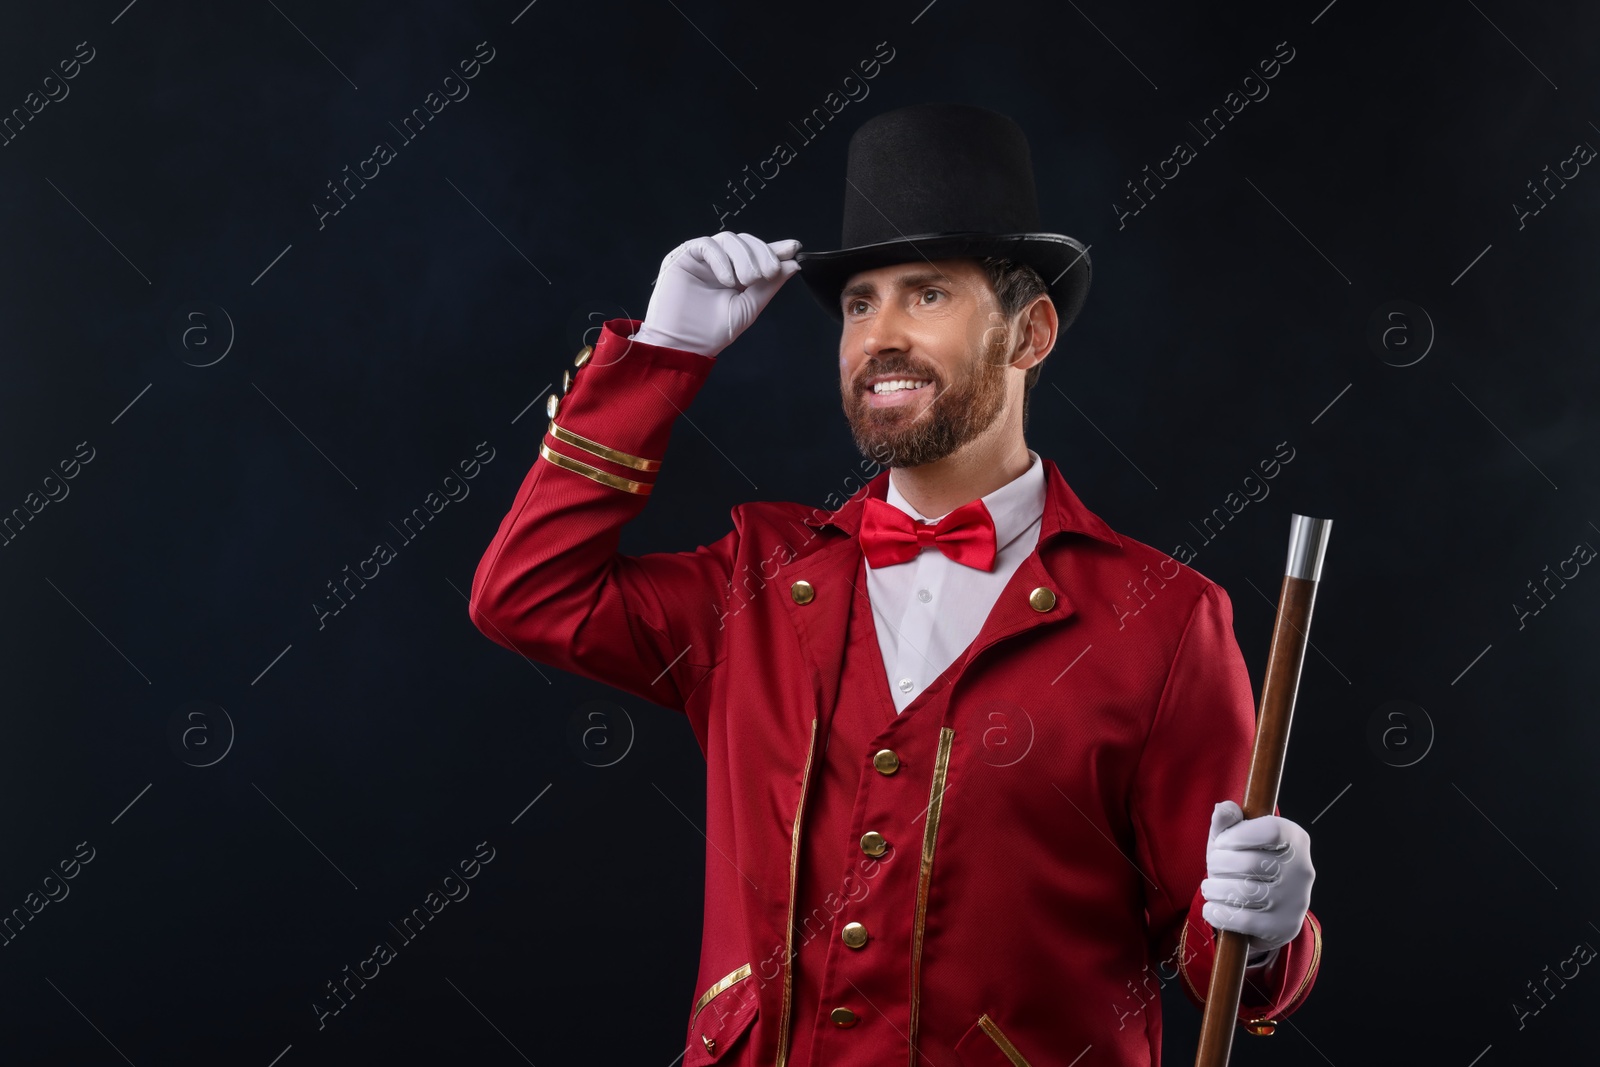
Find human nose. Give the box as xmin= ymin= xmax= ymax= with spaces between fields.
xmin=862 ymin=298 xmax=912 ymax=358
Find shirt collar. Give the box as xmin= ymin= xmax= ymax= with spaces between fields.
xmin=883 ymin=448 xmax=1046 ymax=554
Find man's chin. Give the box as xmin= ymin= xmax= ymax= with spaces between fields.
xmin=849 ymin=423 xmax=953 ymax=468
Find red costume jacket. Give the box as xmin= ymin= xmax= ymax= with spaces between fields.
xmin=468 ymin=320 xmax=1322 ymax=1066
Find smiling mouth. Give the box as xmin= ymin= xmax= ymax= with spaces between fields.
xmin=864 ymin=377 xmax=934 ymax=407
xmin=871 ymin=377 xmax=931 ymax=394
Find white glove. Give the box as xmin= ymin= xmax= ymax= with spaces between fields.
xmin=1201 ymin=800 xmax=1315 ymax=965
xmin=629 ymin=232 xmax=802 ymax=358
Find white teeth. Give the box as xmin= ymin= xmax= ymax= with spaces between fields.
xmin=873 ymin=378 xmax=931 ymax=394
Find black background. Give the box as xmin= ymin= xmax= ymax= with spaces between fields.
xmin=2 ymin=0 xmax=1596 ymax=1063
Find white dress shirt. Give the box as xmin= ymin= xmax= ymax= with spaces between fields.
xmin=867 ymin=448 xmax=1046 ymax=714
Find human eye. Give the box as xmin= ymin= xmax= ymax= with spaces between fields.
xmin=919 ymin=288 xmax=944 ymax=304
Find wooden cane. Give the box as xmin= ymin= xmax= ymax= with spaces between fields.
xmin=1193 ymin=513 xmax=1332 ymax=1067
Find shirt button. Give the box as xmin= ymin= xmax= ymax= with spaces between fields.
xmin=841 ymin=921 xmax=870 ymax=948
xmin=917 ymin=588 xmax=931 ymax=603
xmin=860 ymin=831 xmax=888 ymax=857
xmin=831 ymin=1007 xmax=859 ymax=1028
xmin=872 ymin=749 xmax=900 ymax=774
xmin=897 ymin=678 xmax=914 ymax=693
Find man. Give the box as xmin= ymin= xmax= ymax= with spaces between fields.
xmin=469 ymin=103 xmax=1321 ymax=1066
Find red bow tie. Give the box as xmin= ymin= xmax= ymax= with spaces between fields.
xmin=860 ymin=496 xmax=998 ymax=571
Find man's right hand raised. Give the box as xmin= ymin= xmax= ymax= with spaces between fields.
xmin=629 ymin=232 xmax=802 ymax=358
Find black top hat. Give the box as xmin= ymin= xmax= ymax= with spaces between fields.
xmin=796 ymin=102 xmax=1091 ymax=330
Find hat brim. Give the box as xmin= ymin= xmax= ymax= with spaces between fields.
xmin=794 ymin=231 xmax=1091 ymax=330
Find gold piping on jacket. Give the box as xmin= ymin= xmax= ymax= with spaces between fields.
xmin=547 ymin=419 xmax=664 ymax=472
xmin=692 ymin=962 xmax=753 ymax=1029
xmin=1178 ymin=918 xmax=1205 ymax=1005
xmin=538 ymin=441 xmax=653 ymax=495
xmin=907 ymin=725 xmax=956 ymax=1067
xmin=1180 ymin=911 xmax=1324 ymax=1030
xmin=774 ymin=716 xmax=819 ymax=1067
xmin=977 ymin=1013 xmax=1034 ymax=1066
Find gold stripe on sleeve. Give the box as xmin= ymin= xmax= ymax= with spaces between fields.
xmin=547 ymin=419 xmax=663 ymax=472
xmin=538 ymin=442 xmax=653 ymax=495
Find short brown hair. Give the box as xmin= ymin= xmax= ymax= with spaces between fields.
xmin=977 ymin=256 xmax=1050 ymax=428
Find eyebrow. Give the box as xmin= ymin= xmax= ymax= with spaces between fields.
xmin=839 ymin=269 xmax=952 ymax=306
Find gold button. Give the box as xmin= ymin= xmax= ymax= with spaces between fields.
xmin=546 ymin=393 xmax=560 ymax=419
xmin=790 ymin=580 xmax=815 ymax=605
xmin=872 ymin=749 xmax=900 ymax=775
xmin=1243 ymin=1018 xmax=1277 ymax=1036
xmin=830 ymin=1007 xmax=858 ymax=1028
xmin=1028 ymin=586 xmax=1056 ymax=612
xmin=841 ymin=921 xmax=869 ymax=948
xmin=574 ymin=343 xmax=594 ymax=368
xmin=859 ymin=831 xmax=888 ymax=857
xmin=562 ymin=369 xmax=573 ymax=393
xmin=702 ymin=1034 xmax=716 ymax=1052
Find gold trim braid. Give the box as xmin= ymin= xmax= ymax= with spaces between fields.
xmin=908 ymin=726 xmax=956 ymax=1067
xmin=692 ymin=962 xmax=753 ymax=1028
xmin=977 ymin=1013 xmax=1034 ymax=1067
xmin=539 ymin=441 xmax=653 ymax=495
xmin=1276 ymin=912 xmax=1323 ymax=1017
xmin=774 ymin=716 xmax=819 ymax=1067
xmin=547 ymin=419 xmax=663 ymax=472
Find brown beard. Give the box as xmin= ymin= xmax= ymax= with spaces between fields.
xmin=842 ymin=330 xmax=1011 ymax=468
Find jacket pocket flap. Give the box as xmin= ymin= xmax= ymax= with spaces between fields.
xmin=954 ymin=1011 xmax=1035 ymax=1067
xmin=685 ymin=965 xmax=759 ymax=1065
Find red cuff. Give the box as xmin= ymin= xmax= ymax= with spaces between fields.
xmin=1176 ymin=883 xmax=1322 ymax=1035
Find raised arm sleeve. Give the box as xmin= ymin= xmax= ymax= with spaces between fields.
xmin=468 ymin=318 xmax=737 ymax=716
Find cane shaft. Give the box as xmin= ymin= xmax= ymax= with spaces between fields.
xmin=1242 ymin=575 xmax=1319 ymax=818
xmin=1193 ymin=514 xmax=1330 ymax=1067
